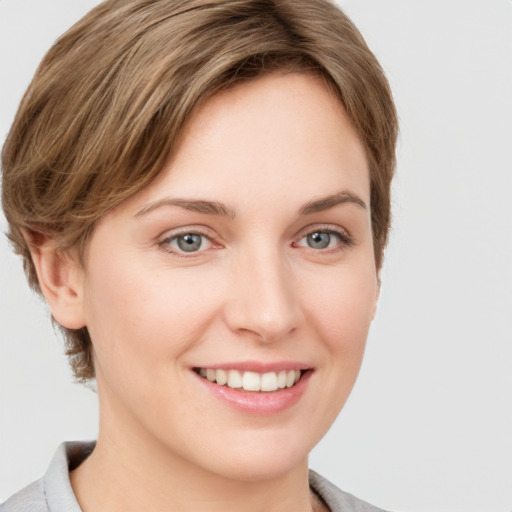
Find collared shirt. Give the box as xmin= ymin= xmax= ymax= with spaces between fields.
xmin=0 ymin=442 xmax=387 ymax=512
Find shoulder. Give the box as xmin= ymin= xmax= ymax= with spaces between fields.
xmin=309 ymin=470 xmax=390 ymax=512
xmin=1 ymin=441 xmax=94 ymax=512
xmin=0 ymin=478 xmax=47 ymax=512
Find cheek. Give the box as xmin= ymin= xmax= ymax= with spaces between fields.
xmin=303 ymin=264 xmax=377 ymax=389
xmin=307 ymin=265 xmax=377 ymax=341
xmin=293 ymin=266 xmax=378 ymax=439
xmin=82 ymin=256 xmax=222 ymax=377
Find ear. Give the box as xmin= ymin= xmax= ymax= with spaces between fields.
xmin=22 ymin=229 xmax=86 ymax=330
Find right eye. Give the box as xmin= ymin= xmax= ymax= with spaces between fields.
xmin=160 ymin=232 xmax=213 ymax=254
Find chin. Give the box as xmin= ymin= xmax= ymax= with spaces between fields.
xmin=187 ymin=431 xmax=314 ymax=483
xmin=210 ymin=452 xmax=308 ymax=483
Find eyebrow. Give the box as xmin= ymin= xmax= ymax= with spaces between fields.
xmin=299 ymin=191 xmax=367 ymax=215
xmin=134 ymin=190 xmax=366 ymax=219
xmin=135 ymin=198 xmax=236 ymax=218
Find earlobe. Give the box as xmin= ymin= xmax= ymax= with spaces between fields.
xmin=22 ymin=229 xmax=86 ymax=330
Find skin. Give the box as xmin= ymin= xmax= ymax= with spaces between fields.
xmin=31 ymin=73 xmax=379 ymax=512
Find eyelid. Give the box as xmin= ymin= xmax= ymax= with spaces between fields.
xmin=293 ymin=224 xmax=354 ymax=249
xmin=156 ymin=223 xmax=353 ymax=257
xmin=157 ymin=226 xmax=221 ymax=256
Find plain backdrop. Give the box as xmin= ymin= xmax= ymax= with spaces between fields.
xmin=1 ymin=1 xmax=511 ymax=511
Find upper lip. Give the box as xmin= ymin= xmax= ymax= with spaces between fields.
xmin=193 ymin=361 xmax=313 ymax=373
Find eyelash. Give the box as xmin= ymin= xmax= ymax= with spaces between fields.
xmin=294 ymin=225 xmax=354 ymax=253
xmin=158 ymin=229 xmax=216 ymax=257
xmin=158 ymin=225 xmax=353 ymax=257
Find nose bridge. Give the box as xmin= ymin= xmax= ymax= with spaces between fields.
xmin=226 ymin=242 xmax=302 ymax=342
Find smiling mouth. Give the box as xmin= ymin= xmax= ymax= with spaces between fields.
xmin=194 ymin=368 xmax=304 ymax=392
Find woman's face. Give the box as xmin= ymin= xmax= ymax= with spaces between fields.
xmin=77 ymin=73 xmax=378 ymax=480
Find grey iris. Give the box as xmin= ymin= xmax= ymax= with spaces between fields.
xmin=177 ymin=234 xmax=202 ymax=252
xmin=307 ymin=232 xmax=331 ymax=249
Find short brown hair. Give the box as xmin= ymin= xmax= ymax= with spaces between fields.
xmin=2 ymin=0 xmax=398 ymax=381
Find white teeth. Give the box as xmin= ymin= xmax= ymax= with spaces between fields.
xmin=216 ymin=369 xmax=227 ymax=386
xmin=277 ymin=370 xmax=287 ymax=389
xmin=227 ymin=370 xmax=242 ymax=389
xmin=242 ymin=371 xmax=260 ymax=391
xmin=198 ymin=368 xmax=304 ymax=392
xmin=261 ymin=372 xmax=278 ymax=392
xmin=286 ymin=370 xmax=296 ymax=388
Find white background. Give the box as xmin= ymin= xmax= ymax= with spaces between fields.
xmin=1 ymin=1 xmax=511 ymax=511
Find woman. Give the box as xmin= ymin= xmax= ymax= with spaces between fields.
xmin=1 ymin=1 xmax=397 ymax=511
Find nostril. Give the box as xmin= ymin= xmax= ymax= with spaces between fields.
xmin=222 ymin=266 xmax=304 ymax=341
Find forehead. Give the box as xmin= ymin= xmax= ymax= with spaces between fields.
xmin=118 ymin=72 xmax=370 ymax=217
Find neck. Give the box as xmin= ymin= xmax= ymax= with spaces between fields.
xmin=70 ymin=424 xmax=317 ymax=512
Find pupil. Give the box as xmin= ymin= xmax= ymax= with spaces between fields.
xmin=307 ymin=232 xmax=330 ymax=249
xmin=177 ymin=234 xmax=202 ymax=252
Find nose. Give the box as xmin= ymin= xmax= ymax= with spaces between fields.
xmin=223 ymin=249 xmax=304 ymax=343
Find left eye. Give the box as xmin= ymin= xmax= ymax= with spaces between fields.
xmin=296 ymin=230 xmax=344 ymax=250
xmin=164 ymin=233 xmax=212 ymax=253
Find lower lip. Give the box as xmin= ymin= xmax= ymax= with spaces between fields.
xmin=194 ymin=370 xmax=313 ymax=415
